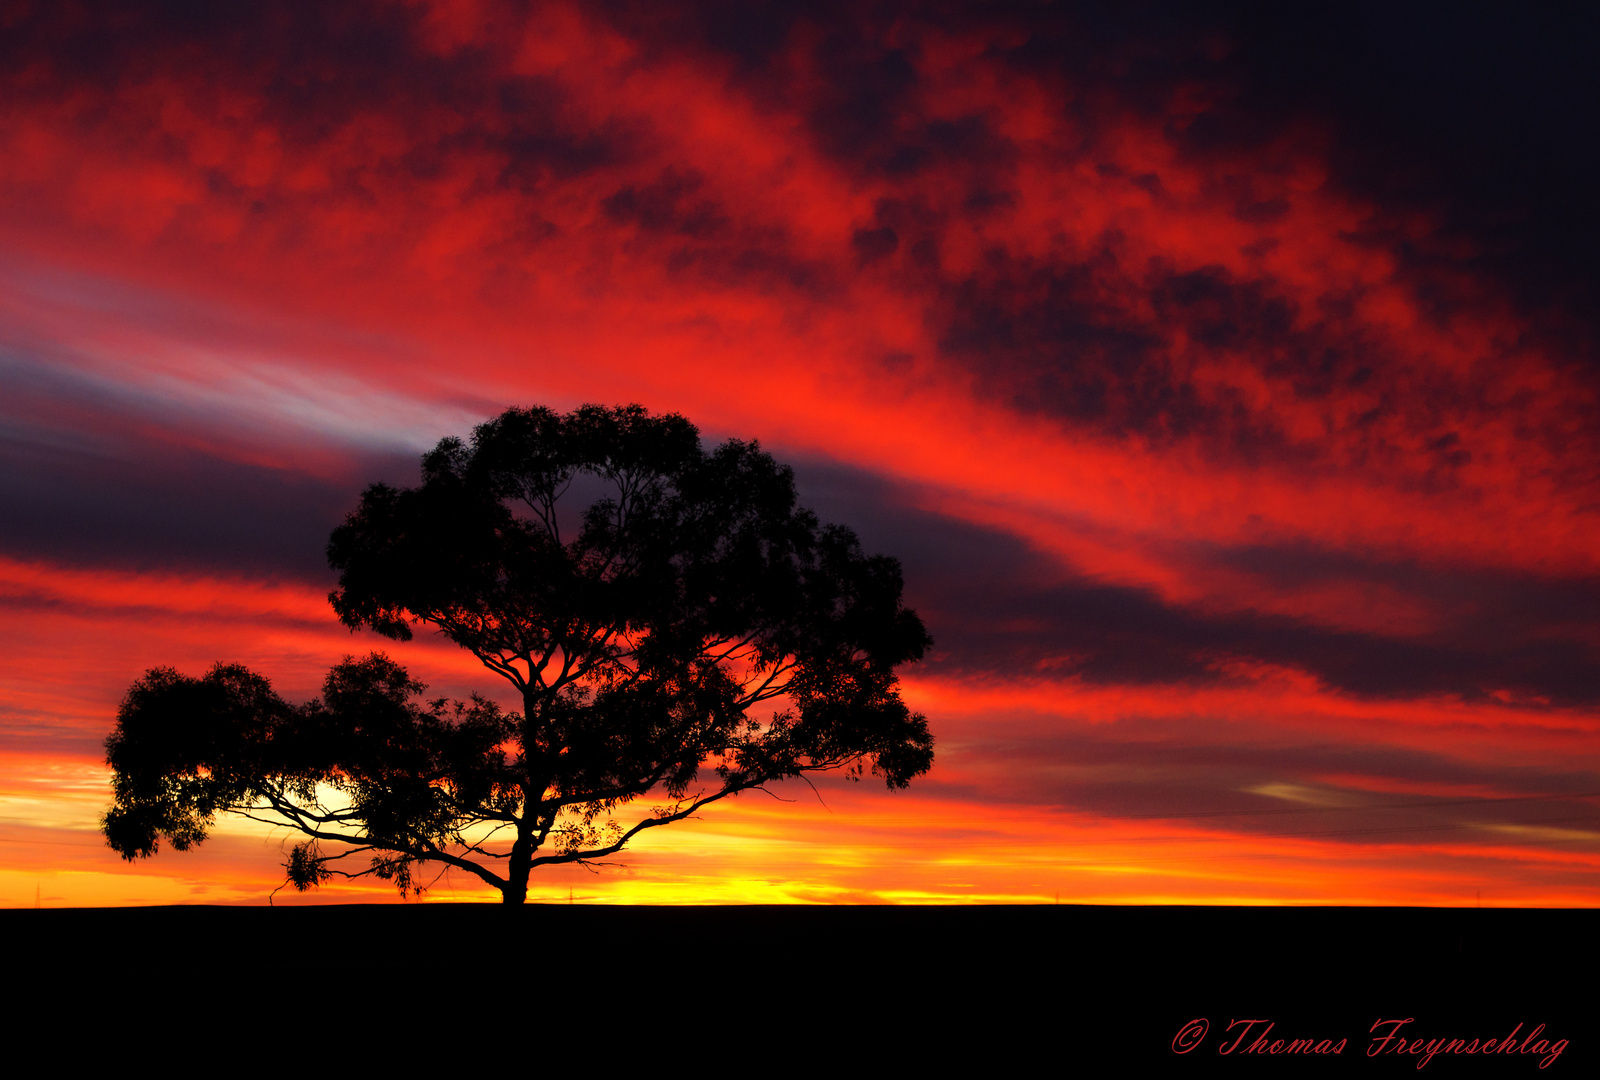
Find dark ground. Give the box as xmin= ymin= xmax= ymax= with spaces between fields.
xmin=6 ymin=904 xmax=1589 ymax=1071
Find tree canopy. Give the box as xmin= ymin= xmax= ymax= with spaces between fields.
xmin=103 ymin=404 xmax=934 ymax=902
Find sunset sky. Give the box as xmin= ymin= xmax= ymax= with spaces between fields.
xmin=4 ymin=1 xmax=1599 ymax=906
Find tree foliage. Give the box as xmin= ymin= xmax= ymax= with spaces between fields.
xmin=103 ymin=404 xmax=934 ymax=902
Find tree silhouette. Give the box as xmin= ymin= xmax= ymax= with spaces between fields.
xmin=103 ymin=404 xmax=934 ymax=903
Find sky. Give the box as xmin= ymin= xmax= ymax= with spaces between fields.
xmin=3 ymin=0 xmax=1599 ymax=906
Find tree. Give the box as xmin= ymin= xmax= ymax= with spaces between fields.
xmin=103 ymin=404 xmax=934 ymax=903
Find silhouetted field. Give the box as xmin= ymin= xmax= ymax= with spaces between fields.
xmin=8 ymin=905 xmax=1588 ymax=1071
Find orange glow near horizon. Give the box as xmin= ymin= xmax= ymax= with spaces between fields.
xmin=8 ymin=766 xmax=1598 ymax=908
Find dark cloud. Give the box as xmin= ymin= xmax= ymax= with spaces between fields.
xmin=602 ymin=168 xmax=729 ymax=238
xmin=1202 ymin=1 xmax=1600 ymax=325
xmin=793 ymin=459 xmax=1600 ymax=706
xmin=3 ymin=1 xmax=423 ymax=111
xmin=935 ymin=556 xmax=1600 ymax=707
xmin=0 ymin=430 xmax=404 ymax=579
xmin=935 ymin=248 xmax=1180 ymax=430
xmin=932 ymin=252 xmax=1379 ymax=471
xmin=0 ymin=359 xmax=415 ymax=578
xmin=851 ymin=225 xmax=899 ymax=267
xmin=931 ymin=715 xmax=1600 ymax=844
xmin=0 ymin=0 xmax=641 ymax=207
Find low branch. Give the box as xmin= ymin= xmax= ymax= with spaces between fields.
xmin=526 ymin=777 xmax=763 ymax=869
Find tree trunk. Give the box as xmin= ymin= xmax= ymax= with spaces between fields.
xmin=505 ymin=829 xmax=533 ymax=904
